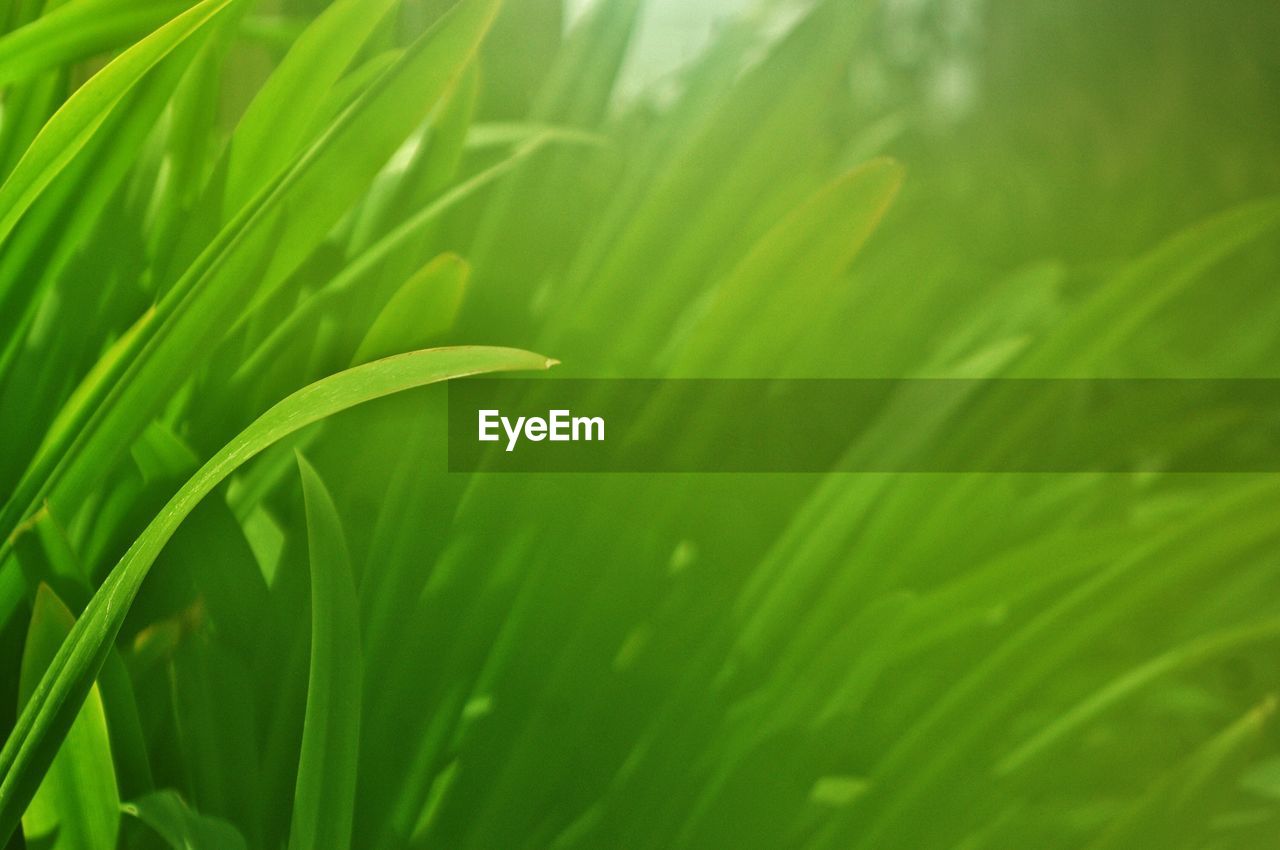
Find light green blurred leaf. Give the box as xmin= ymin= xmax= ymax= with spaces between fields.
xmin=353 ymin=253 xmax=470 ymax=365
xmin=671 ymin=157 xmax=904 ymax=375
xmin=1087 ymin=697 xmax=1276 ymax=850
xmin=0 ymin=0 xmax=187 ymax=87
xmin=224 ymin=0 xmax=402 ymax=213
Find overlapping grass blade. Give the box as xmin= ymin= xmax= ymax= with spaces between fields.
xmin=122 ymin=789 xmax=247 ymax=850
xmin=0 ymin=0 xmax=237 ymax=245
xmin=0 ymin=346 xmax=552 ymax=843
xmin=0 ymin=0 xmax=502 ymax=566
xmin=0 ymin=0 xmax=188 ymax=87
xmin=1086 ymin=697 xmax=1277 ymax=850
xmin=353 ymin=254 xmax=470 ymax=365
xmin=18 ymin=585 xmax=119 ymax=850
xmin=223 ymin=0 xmax=402 ymax=213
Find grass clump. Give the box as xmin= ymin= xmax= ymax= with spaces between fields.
xmin=1 ymin=1 xmax=1280 ymax=848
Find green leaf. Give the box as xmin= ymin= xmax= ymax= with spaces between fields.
xmin=669 ymin=157 xmax=904 ymax=376
xmin=353 ymin=253 xmax=470 ymax=365
xmin=0 ymin=0 xmax=238 ymax=247
xmin=0 ymin=345 xmax=553 ymax=844
xmin=1086 ymin=697 xmax=1277 ymax=850
xmin=223 ymin=0 xmax=402 ymax=213
xmin=0 ymin=0 xmax=186 ymax=87
xmin=997 ymin=617 xmax=1280 ymax=775
xmin=27 ymin=308 xmax=156 ymax=476
xmin=122 ymin=789 xmax=248 ymax=850
xmin=1015 ymin=195 xmax=1280 ymax=375
xmin=1 ymin=0 xmax=502 ymax=542
xmin=289 ymin=455 xmax=362 ymax=850
xmin=229 ymin=131 xmax=567 ymax=387
xmin=18 ymin=585 xmax=120 ymax=850
xmin=252 ymin=0 xmax=502 ymax=302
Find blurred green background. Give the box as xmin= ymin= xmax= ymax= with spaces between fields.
xmin=1 ymin=0 xmax=1279 ymax=847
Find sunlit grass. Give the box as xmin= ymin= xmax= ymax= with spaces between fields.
xmin=1 ymin=0 xmax=1279 ymax=848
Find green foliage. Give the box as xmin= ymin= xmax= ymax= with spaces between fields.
xmin=19 ymin=586 xmax=119 ymax=849
xmin=122 ymin=789 xmax=247 ymax=849
xmin=0 ymin=1 xmax=1278 ymax=848
xmin=290 ymin=456 xmax=361 ymax=850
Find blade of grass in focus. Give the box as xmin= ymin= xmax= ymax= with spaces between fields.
xmin=0 ymin=346 xmax=553 ymax=842
xmin=291 ymin=455 xmax=362 ymax=850
xmin=18 ymin=585 xmax=119 ymax=850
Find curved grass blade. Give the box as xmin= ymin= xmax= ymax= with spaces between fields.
xmin=0 ymin=345 xmax=554 ymax=843
xmin=0 ymin=0 xmax=237 ymax=246
xmin=0 ymin=0 xmax=186 ymax=87
xmin=290 ymin=456 xmax=362 ymax=850
xmin=0 ymin=0 xmax=503 ymax=567
xmin=997 ymin=617 xmax=1280 ymax=775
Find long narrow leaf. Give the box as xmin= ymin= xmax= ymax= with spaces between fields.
xmin=0 ymin=0 xmax=237 ymax=245
xmin=0 ymin=346 xmax=553 ymax=843
xmin=290 ymin=456 xmax=362 ymax=850
xmin=18 ymin=585 xmax=120 ymax=850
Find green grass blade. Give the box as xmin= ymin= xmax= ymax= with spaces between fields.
xmin=353 ymin=253 xmax=470 ymax=365
xmin=251 ymin=0 xmax=502 ymax=302
xmin=122 ymin=789 xmax=248 ymax=850
xmin=1 ymin=0 xmax=503 ymax=559
xmin=1014 ymin=195 xmax=1280 ymax=375
xmin=301 ymin=48 xmax=405 ymax=146
xmin=997 ymin=617 xmax=1280 ymax=775
xmin=0 ymin=27 xmax=207 ymax=376
xmin=0 ymin=346 xmax=553 ymax=844
xmin=1086 ymin=697 xmax=1277 ymax=850
xmin=26 ymin=308 xmax=155 ymax=475
xmin=0 ymin=0 xmax=237 ymax=247
xmin=18 ymin=585 xmax=120 ymax=850
xmin=228 ymin=132 xmax=563 ymax=386
xmin=670 ymin=157 xmax=904 ymax=376
xmin=290 ymin=455 xmax=362 ymax=850
xmin=0 ymin=0 xmax=186 ymax=87
xmin=223 ymin=0 xmax=402 ymax=213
